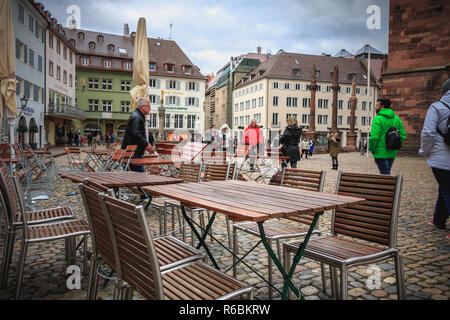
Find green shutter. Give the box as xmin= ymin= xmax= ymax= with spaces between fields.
xmin=23 ymin=44 xmax=27 ymax=63
xmin=16 ymin=39 xmax=20 ymax=59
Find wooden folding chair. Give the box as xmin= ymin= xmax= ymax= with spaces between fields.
xmin=283 ymin=172 xmax=406 ymax=300
xmin=98 ymin=192 xmax=253 ymax=300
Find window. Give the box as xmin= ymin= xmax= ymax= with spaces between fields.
xmin=121 ymin=101 xmax=131 ymax=113
xmin=149 ymin=95 xmax=157 ymax=104
xmin=81 ymin=57 xmax=89 ymax=66
xmin=89 ymin=77 xmax=99 ymax=89
xmin=245 ymin=100 xmax=250 ymax=110
xmin=318 ymin=99 xmax=324 ymax=108
xmin=49 ymin=61 xmax=53 ymax=76
xmin=104 ymin=60 xmax=112 ymax=68
xmin=187 ymin=97 xmax=196 ymax=107
xmin=259 ymin=83 xmax=263 ymax=90
xmin=63 ymin=46 xmax=67 ymax=60
xmin=149 ymin=63 xmax=156 ymax=71
xmin=326 ymin=86 xmax=332 ymax=92
xmin=149 ymin=79 xmax=158 ymax=88
xmin=234 ymin=103 xmax=238 ymax=112
xmin=240 ymin=102 xmax=244 ymax=111
xmin=188 ymin=82 xmax=197 ymax=91
xmin=150 ymin=114 xmax=157 ymax=128
xmin=187 ymin=115 xmax=196 ymax=129
xmin=88 ymin=99 xmax=99 ymax=112
xmin=287 ymin=97 xmax=298 ymax=107
xmin=245 ymin=115 xmax=250 ymax=125
xmin=286 ymin=113 xmax=297 ymax=122
xmin=348 ymin=101 xmax=351 ymax=110
xmin=184 ymin=66 xmax=192 ymax=74
xmin=18 ymin=4 xmax=24 ymax=23
xmin=234 ymin=117 xmax=238 ymax=126
xmin=165 ymin=114 xmax=171 ymax=128
xmin=102 ymin=100 xmax=112 ymax=112
xmin=240 ymin=116 xmax=244 ymax=125
xmin=28 ymin=48 xmax=34 ymax=67
xmin=258 ymin=97 xmax=264 ymax=107
xmin=284 ymin=82 xmax=290 ymax=90
xmin=29 ymin=15 xmax=34 ymax=32
xmin=166 ymin=64 xmax=174 ymax=72
xmin=338 ymin=100 xmax=343 ymax=110
xmin=295 ymin=83 xmax=301 ymax=90
xmin=293 ymin=69 xmax=301 ymax=76
xmin=121 ymin=80 xmax=131 ymax=92
xmin=318 ymin=115 xmax=328 ymax=124
xmin=302 ymin=114 xmax=309 ymax=124
xmin=273 ymin=96 xmax=279 ymax=106
xmin=56 ymin=40 xmax=61 ymax=55
xmin=69 ymin=74 xmax=73 ymax=87
xmin=174 ymin=115 xmax=183 ymax=129
xmin=168 ymin=96 xmax=177 ymax=106
xmin=102 ymin=79 xmax=113 ymax=91
xmin=362 ymin=101 xmax=367 ymax=110
xmin=302 ymin=98 xmax=310 ymax=108
xmin=49 ymin=33 xmax=53 ymax=49
xmin=63 ymin=70 xmax=67 ymax=84
xmin=369 ymin=102 xmax=372 ymax=111
xmin=56 ymin=66 xmax=61 ymax=80
xmin=338 ymin=116 xmax=343 ymax=125
xmin=273 ymin=82 xmax=279 ymax=89
xmin=252 ymin=98 xmax=257 ymax=108
xmin=38 ymin=55 xmax=42 ymax=72
xmin=254 ymin=113 xmax=262 ymax=123
xmin=347 ymin=116 xmax=351 ymax=125
xmin=168 ymin=80 xmax=177 ymax=89
xmin=356 ymin=88 xmax=361 ymax=94
xmin=346 ymin=87 xmax=351 ymax=94
xmin=123 ymin=62 xmax=131 ymax=70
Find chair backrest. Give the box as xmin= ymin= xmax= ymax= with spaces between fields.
xmin=203 ymin=163 xmax=234 ymax=181
xmin=179 ymin=162 xmax=202 ymax=183
xmin=0 ymin=164 xmax=18 ymax=227
xmin=121 ymin=145 xmax=137 ymax=170
xmin=0 ymin=143 xmax=10 ymax=159
xmin=281 ymin=169 xmax=326 ymax=225
xmin=281 ymin=169 xmax=325 ymax=192
xmin=99 ymin=193 xmax=163 ymax=300
xmin=332 ymin=172 xmax=403 ymax=247
xmin=78 ymin=180 xmax=116 ymax=269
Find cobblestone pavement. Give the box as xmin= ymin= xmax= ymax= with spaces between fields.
xmin=0 ymin=152 xmax=448 ymax=300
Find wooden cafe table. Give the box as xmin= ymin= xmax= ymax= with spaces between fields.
xmin=143 ymin=180 xmax=365 ymax=300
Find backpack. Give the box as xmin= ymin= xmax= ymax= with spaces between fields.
xmin=385 ymin=127 xmax=402 ymax=150
xmin=436 ymin=101 xmax=450 ymax=146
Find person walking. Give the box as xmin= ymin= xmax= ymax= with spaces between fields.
xmin=105 ymin=133 xmax=111 ymax=149
xmin=420 ymin=79 xmax=450 ymax=230
xmin=121 ymin=97 xmax=154 ymax=173
xmin=327 ymin=132 xmax=340 ymax=170
xmin=243 ymin=120 xmax=264 ymax=170
xmin=67 ymin=130 xmax=73 ymax=147
xmin=369 ymin=98 xmax=407 ymax=175
xmin=308 ymin=138 xmax=315 ymax=158
xmin=74 ymin=131 xmax=79 ymax=147
xmin=87 ymin=133 xmax=93 ymax=147
xmin=280 ymin=117 xmax=301 ymax=168
xmin=219 ymin=123 xmax=232 ymax=153
xmin=300 ymin=138 xmax=309 ymax=159
xmin=95 ymin=133 xmax=100 ymax=146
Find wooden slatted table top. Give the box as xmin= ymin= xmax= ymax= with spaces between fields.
xmin=143 ymin=180 xmax=365 ymax=222
xmin=128 ymin=158 xmax=173 ymax=166
xmin=59 ymin=171 xmax=183 ymax=187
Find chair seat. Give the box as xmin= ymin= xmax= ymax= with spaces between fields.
xmin=27 ymin=219 xmax=90 ymax=242
xmin=162 ymin=261 xmax=252 ymax=300
xmin=164 ymin=199 xmax=206 ymax=212
xmin=154 ymin=236 xmax=204 ymax=271
xmin=150 ymin=196 xmax=172 ymax=208
xmin=15 ymin=207 xmax=75 ymax=225
xmin=284 ymin=236 xmax=387 ymax=263
xmin=234 ymin=219 xmax=319 ymax=240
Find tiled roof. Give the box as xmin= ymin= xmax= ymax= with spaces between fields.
xmin=234 ymin=51 xmax=378 ymax=89
xmin=64 ymin=28 xmax=206 ymax=80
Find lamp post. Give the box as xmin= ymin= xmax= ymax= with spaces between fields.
xmin=19 ymin=95 xmax=28 ymax=117
xmin=158 ymin=90 xmax=166 ymax=141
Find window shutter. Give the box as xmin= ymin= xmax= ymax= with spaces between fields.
xmin=176 ymin=97 xmax=180 ymax=106
xmin=24 ymin=44 xmax=28 ymax=63
xmin=176 ymin=81 xmax=180 ymax=90
xmin=24 ymin=80 xmax=30 ymax=98
xmin=166 ymin=80 xmax=170 ymax=89
xmin=196 ymin=83 xmax=199 ymax=91
xmin=29 ymin=49 xmax=34 ymax=67
xmin=195 ymin=98 xmax=199 ymax=107
xmin=156 ymin=79 xmax=160 ymax=89
xmin=185 ymin=82 xmax=189 ymax=91
xmin=16 ymin=78 xmax=21 ymax=96
xmin=156 ymin=95 xmax=160 ymax=105
xmin=185 ymin=97 xmax=189 ymax=106
xmin=16 ymin=39 xmax=20 ymax=59
xmin=34 ymin=84 xmax=39 ymax=102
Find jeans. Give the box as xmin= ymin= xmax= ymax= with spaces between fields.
xmin=431 ymin=167 xmax=450 ymax=229
xmin=129 ymin=154 xmax=144 ymax=173
xmin=282 ymin=160 xmax=297 ymax=168
xmin=374 ymin=158 xmax=395 ymax=175
xmin=301 ymin=149 xmax=308 ymax=159
xmin=331 ymin=157 xmax=338 ymax=169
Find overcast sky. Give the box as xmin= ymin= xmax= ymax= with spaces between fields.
xmin=42 ymin=0 xmax=389 ymax=75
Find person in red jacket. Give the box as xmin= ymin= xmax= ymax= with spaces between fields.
xmin=242 ymin=120 xmax=263 ymax=170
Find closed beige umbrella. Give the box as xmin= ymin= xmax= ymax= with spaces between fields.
xmin=0 ymin=0 xmax=18 ymax=119
xmin=130 ymin=17 xmax=150 ymax=140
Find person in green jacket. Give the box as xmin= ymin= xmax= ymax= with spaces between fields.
xmin=369 ymin=98 xmax=407 ymax=174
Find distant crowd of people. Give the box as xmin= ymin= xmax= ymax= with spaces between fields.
xmin=66 ymin=130 xmax=115 ymax=148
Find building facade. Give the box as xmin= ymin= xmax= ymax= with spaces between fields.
xmin=45 ymin=17 xmax=85 ymax=146
xmin=232 ymin=52 xmax=380 ymax=148
xmin=382 ymin=0 xmax=450 ymax=155
xmin=11 ymin=0 xmax=46 ymax=148
xmin=64 ymin=28 xmax=206 ymax=141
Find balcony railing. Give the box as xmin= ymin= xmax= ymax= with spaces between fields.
xmin=47 ymin=103 xmax=86 ymax=120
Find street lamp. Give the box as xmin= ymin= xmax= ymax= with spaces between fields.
xmin=19 ymin=95 xmax=28 ymax=117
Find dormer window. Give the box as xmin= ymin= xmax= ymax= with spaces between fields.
xmin=348 ymin=73 xmax=357 ymax=81
xmin=78 ymin=32 xmax=84 ymax=39
xmin=293 ymin=68 xmax=301 ymax=76
xmin=165 ymin=64 xmax=174 ymax=73
xmin=97 ymin=35 xmax=104 ymax=42
xmin=68 ymin=39 xmax=75 ymax=47
xmin=108 ymin=44 xmax=115 ymax=52
xmin=118 ymin=48 xmax=127 ymax=55
xmin=81 ymin=57 xmax=89 ymax=66
xmin=315 ymin=70 xmax=320 ymax=78
xmin=89 ymin=41 xmax=95 ymax=49
xmin=183 ymin=65 xmax=192 ymax=74
xmin=123 ymin=62 xmax=131 ymax=70
xmin=103 ymin=60 xmax=112 ymax=68
xmin=149 ymin=63 xmax=156 ymax=71
xmin=257 ymin=70 xmax=265 ymax=77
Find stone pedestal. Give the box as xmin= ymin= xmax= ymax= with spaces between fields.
xmin=346 ymin=132 xmax=357 ymax=151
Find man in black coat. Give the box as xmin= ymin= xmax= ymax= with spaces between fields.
xmin=121 ymin=97 xmax=153 ymax=172
xmin=280 ymin=117 xmax=302 ymax=168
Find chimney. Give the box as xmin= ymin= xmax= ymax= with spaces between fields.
xmin=257 ymin=46 xmax=262 ymax=54
xmin=123 ymin=23 xmax=130 ymax=36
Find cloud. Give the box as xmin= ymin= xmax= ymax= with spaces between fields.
xmin=42 ymin=0 xmax=389 ymax=75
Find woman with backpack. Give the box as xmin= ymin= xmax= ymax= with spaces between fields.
xmin=420 ymin=79 xmax=450 ymax=231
